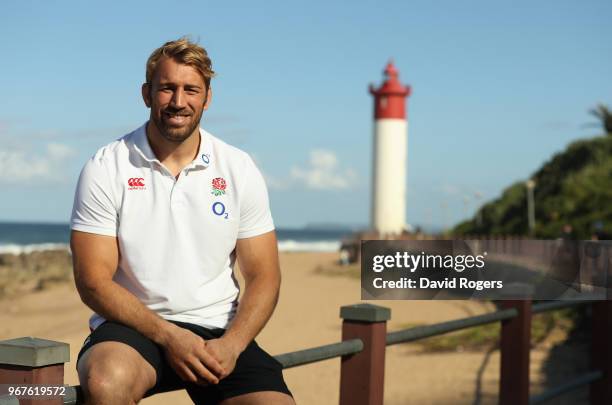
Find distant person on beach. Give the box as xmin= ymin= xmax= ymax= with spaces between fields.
xmin=559 ymin=223 xmax=577 ymax=241
xmin=591 ymin=221 xmax=612 ymax=241
xmin=70 ymin=37 xmax=294 ymax=404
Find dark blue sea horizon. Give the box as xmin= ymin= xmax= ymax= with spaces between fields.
xmin=0 ymin=221 xmax=355 ymax=252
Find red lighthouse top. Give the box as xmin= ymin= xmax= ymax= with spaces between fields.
xmin=369 ymin=61 xmax=411 ymax=119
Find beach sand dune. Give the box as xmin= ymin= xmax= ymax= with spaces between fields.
xmin=0 ymin=252 xmax=586 ymax=404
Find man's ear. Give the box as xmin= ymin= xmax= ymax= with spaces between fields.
xmin=203 ymin=87 xmax=212 ymax=111
xmin=141 ymin=83 xmax=151 ymax=108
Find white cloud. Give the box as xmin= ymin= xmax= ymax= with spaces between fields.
xmin=264 ymin=174 xmax=290 ymax=190
xmin=289 ymin=149 xmax=356 ymax=190
xmin=0 ymin=143 xmax=77 ymax=184
xmin=47 ymin=143 xmax=76 ymax=159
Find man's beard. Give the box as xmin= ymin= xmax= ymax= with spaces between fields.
xmin=152 ymin=108 xmax=203 ymax=143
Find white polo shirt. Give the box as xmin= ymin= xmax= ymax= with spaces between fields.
xmin=70 ymin=123 xmax=274 ymax=330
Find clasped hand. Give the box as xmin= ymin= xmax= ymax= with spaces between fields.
xmin=162 ymin=325 xmax=241 ymax=385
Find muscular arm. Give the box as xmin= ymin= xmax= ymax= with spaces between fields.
xmin=71 ymin=230 xmax=168 ymax=341
xmin=71 ymin=230 xmax=223 ymax=383
xmin=228 ymin=230 xmax=281 ymax=348
xmin=205 ymin=230 xmax=281 ymax=374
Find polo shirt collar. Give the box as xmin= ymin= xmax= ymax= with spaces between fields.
xmin=132 ymin=123 xmax=158 ymax=164
xmin=132 ymin=122 xmax=214 ymax=169
xmin=194 ymin=128 xmax=214 ymax=169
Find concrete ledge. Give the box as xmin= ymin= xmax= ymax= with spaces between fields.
xmin=0 ymin=337 xmax=69 ymax=367
xmin=340 ymin=303 xmax=391 ymax=322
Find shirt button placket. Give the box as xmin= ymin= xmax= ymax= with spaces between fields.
xmin=171 ymin=171 xmax=186 ymax=208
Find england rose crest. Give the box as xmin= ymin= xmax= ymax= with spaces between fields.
xmin=211 ymin=177 xmax=227 ymax=196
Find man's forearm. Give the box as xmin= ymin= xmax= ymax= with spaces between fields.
xmin=77 ymin=280 xmax=175 ymax=346
xmin=222 ymin=271 xmax=280 ymax=352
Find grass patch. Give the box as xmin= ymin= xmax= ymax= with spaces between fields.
xmin=397 ymin=308 xmax=577 ymax=353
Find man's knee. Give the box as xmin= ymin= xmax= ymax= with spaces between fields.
xmin=78 ymin=342 xmax=156 ymax=404
xmin=84 ymin=365 xmax=130 ymax=399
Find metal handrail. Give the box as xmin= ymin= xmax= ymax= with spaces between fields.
xmin=532 ymin=300 xmax=591 ymax=314
xmin=529 ymin=370 xmax=603 ymax=404
xmin=0 ymin=395 xmax=17 ymax=405
xmin=275 ymin=338 xmax=363 ymax=369
xmin=386 ymin=307 xmax=518 ymax=345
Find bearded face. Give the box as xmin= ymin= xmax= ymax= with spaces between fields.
xmin=144 ymin=57 xmax=210 ymax=143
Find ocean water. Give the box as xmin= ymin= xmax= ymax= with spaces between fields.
xmin=0 ymin=222 xmax=352 ymax=254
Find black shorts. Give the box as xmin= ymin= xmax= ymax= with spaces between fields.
xmin=77 ymin=320 xmax=292 ymax=404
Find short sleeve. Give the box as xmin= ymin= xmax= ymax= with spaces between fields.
xmin=237 ymin=156 xmax=275 ymax=239
xmin=70 ymin=158 xmax=118 ymax=237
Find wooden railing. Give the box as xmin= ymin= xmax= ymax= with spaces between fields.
xmin=1 ymin=300 xmax=610 ymax=404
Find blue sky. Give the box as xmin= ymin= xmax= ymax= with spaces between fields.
xmin=1 ymin=0 xmax=611 ymax=229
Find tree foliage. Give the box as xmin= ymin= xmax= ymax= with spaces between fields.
xmin=454 ymin=134 xmax=612 ymax=239
xmin=590 ymin=104 xmax=612 ymax=135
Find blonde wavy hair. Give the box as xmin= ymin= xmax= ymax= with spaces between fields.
xmin=146 ymin=37 xmax=215 ymax=90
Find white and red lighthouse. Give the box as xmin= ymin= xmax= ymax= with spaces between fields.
xmin=369 ymin=61 xmax=411 ymax=236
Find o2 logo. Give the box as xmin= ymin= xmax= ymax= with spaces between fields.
xmin=212 ymin=202 xmax=229 ymax=219
xmin=202 ymin=154 xmax=210 ymax=164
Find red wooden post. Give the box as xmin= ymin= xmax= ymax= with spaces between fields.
xmin=591 ymin=301 xmax=612 ymax=404
xmin=499 ymin=300 xmax=532 ymax=405
xmin=0 ymin=337 xmax=69 ymax=405
xmin=339 ymin=304 xmax=390 ymax=405
xmin=591 ymin=243 xmax=612 ymax=404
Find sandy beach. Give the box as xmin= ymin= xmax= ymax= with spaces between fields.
xmin=0 ymin=250 xmax=588 ymax=404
